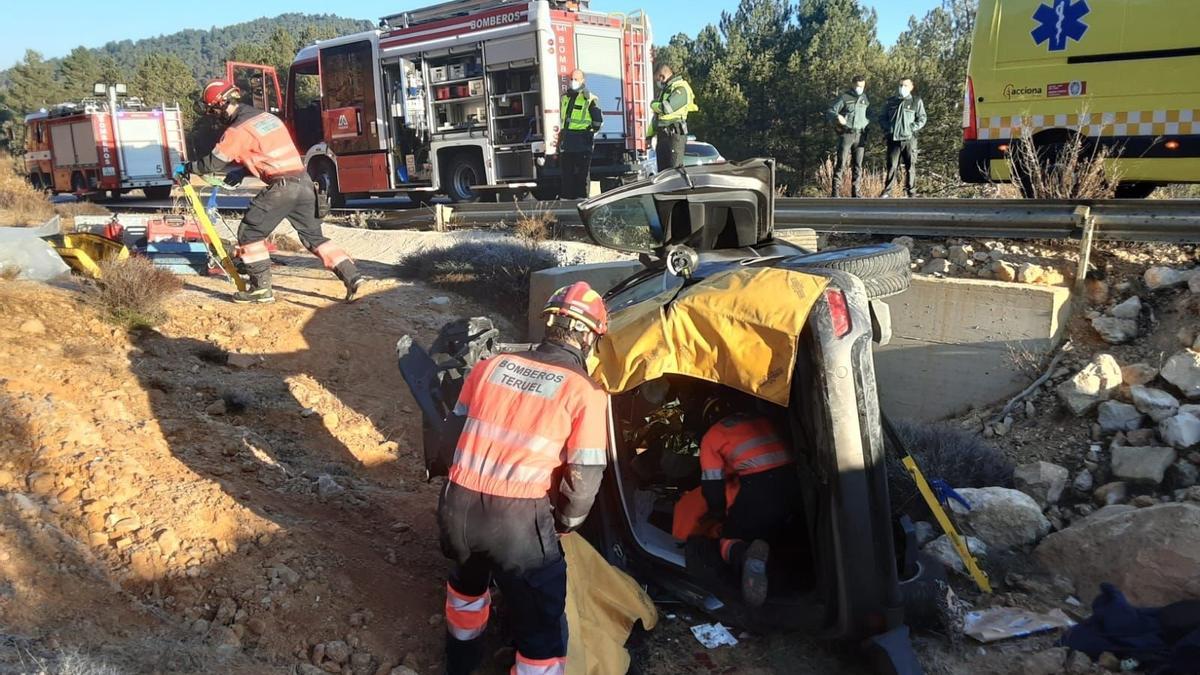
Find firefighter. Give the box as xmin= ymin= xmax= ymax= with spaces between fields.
xmin=649 ymin=65 xmax=698 ymax=172
xmin=878 ymin=77 xmax=927 ymax=198
xmin=558 ymin=69 xmax=604 ymax=200
xmin=439 ymin=282 xmax=610 ymax=675
xmin=827 ymin=75 xmax=870 ymax=198
xmin=699 ymin=402 xmax=800 ymax=608
xmin=174 ymin=80 xmax=363 ymax=304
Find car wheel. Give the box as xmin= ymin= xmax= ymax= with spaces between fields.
xmin=309 ymin=159 xmax=346 ymax=208
xmin=897 ymin=552 xmax=948 ymax=629
xmin=791 ymin=243 xmax=912 ymax=299
xmin=1114 ymin=182 xmax=1157 ymax=199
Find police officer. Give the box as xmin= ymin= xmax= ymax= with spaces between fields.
xmin=558 ymin=69 xmax=604 ymax=200
xmin=699 ymin=403 xmax=799 ymax=608
xmin=878 ymin=77 xmax=927 ymax=198
xmin=440 ymin=282 xmax=609 ymax=675
xmin=176 ymin=80 xmax=363 ymax=304
xmin=827 ymin=75 xmax=870 ymax=198
xmin=650 ymin=65 xmax=698 ymax=172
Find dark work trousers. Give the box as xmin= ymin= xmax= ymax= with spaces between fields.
xmin=655 ymin=127 xmax=687 ymax=172
xmin=439 ymin=482 xmax=568 ymax=675
xmin=721 ymin=466 xmax=802 ymax=568
xmin=882 ymin=138 xmax=918 ymax=197
xmin=559 ymin=150 xmax=593 ymax=200
xmin=237 ymin=177 xmax=358 ymax=289
xmin=831 ymin=130 xmax=866 ymax=197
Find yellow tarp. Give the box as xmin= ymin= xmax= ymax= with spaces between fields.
xmin=563 ymin=533 xmax=658 ymax=675
xmin=593 ymin=267 xmax=830 ymax=406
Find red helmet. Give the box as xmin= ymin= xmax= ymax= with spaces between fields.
xmin=543 ymin=281 xmax=608 ymax=336
xmin=201 ymin=79 xmax=241 ymax=113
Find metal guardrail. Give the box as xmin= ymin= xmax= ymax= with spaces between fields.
xmin=107 ymin=197 xmax=1200 ymax=243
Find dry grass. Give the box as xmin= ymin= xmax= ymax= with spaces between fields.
xmin=886 ymin=420 xmax=1014 ymax=521
xmin=1007 ymin=114 xmax=1121 ymax=199
xmin=814 ymin=157 xmax=887 ymax=198
xmin=0 ymin=154 xmax=55 ymax=225
xmin=268 ymin=232 xmax=306 ymax=252
xmin=512 ymin=201 xmax=561 ymax=242
xmin=84 ymin=257 xmax=183 ymax=330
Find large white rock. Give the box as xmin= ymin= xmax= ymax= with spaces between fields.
xmin=948 ymin=487 xmax=1052 ymax=551
xmin=1097 ymin=401 xmax=1144 ymax=432
xmin=925 ymin=534 xmax=988 ymax=576
xmin=1162 ymin=350 xmax=1200 ymax=399
xmin=1131 ymin=385 xmax=1181 ymax=423
xmin=1091 ymin=316 xmax=1138 ymax=344
xmin=1036 ymin=503 xmax=1200 ymax=605
xmin=1144 ymin=266 xmax=1193 ymax=291
xmin=1110 ymin=446 xmax=1178 ymax=484
xmin=1160 ymin=413 xmax=1200 ymax=450
xmin=1057 ymin=354 xmax=1123 ymax=415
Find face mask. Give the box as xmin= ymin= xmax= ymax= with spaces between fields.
xmin=570 ymin=80 xmax=583 ymax=91
xmin=853 ymin=86 xmax=864 ymax=96
xmin=899 ymin=86 xmax=912 ymax=98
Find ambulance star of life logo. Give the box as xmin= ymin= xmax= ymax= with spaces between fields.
xmin=1032 ymin=0 xmax=1090 ymax=52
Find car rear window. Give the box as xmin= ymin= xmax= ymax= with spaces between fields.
xmin=686 ymin=143 xmax=720 ymax=158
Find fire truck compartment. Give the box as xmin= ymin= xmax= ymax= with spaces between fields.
xmin=115 ymin=115 xmax=169 ymax=181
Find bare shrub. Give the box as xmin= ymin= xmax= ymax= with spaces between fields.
xmin=85 ymin=257 xmax=183 ymax=329
xmin=55 ymin=200 xmax=111 ymax=220
xmin=268 ymin=232 xmax=305 ymax=252
xmin=813 ymin=157 xmax=887 ymax=198
xmin=1008 ymin=112 xmax=1121 ymax=199
xmin=0 ymin=154 xmax=55 ymax=225
xmin=885 ymin=420 xmax=1015 ymax=520
xmin=513 ymin=202 xmax=560 ymax=242
xmin=395 ymin=240 xmax=565 ymax=321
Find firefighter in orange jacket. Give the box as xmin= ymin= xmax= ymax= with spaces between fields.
xmin=699 ymin=404 xmax=800 ymax=608
xmin=440 ymin=282 xmax=610 ymax=675
xmin=175 ymin=80 xmax=363 ymax=304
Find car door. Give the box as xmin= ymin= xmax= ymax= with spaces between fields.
xmin=577 ymin=158 xmax=776 ymax=254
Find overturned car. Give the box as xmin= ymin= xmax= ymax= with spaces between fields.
xmin=398 ymin=159 xmax=937 ymax=674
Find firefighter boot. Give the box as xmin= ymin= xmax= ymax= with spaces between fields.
xmin=740 ymin=540 xmax=770 ymax=608
xmin=333 ymin=259 xmax=364 ymax=303
xmin=233 ymin=267 xmax=275 ymax=304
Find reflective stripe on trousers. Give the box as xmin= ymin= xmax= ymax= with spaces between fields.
xmin=512 ymin=654 xmax=565 ymax=675
xmin=313 ymin=241 xmax=350 ymax=269
xmin=237 ymin=240 xmax=271 ymax=264
xmin=445 ymin=583 xmax=491 ymax=641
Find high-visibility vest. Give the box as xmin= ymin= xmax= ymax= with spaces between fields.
xmin=561 ymin=90 xmax=599 ymax=132
xmin=699 ymin=414 xmax=791 ymax=482
xmin=213 ymin=108 xmax=305 ymax=181
xmin=450 ymin=352 xmax=608 ymax=499
xmin=654 ymin=76 xmax=699 ymax=124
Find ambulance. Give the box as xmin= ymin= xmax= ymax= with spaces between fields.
xmin=959 ymin=0 xmax=1200 ymax=197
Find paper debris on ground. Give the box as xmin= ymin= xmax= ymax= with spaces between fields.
xmin=963 ymin=607 xmax=1075 ymax=643
xmin=690 ymin=622 xmax=739 ymax=648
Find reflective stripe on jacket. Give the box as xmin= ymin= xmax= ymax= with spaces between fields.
xmin=212 ymin=107 xmax=305 ymax=181
xmin=560 ymin=90 xmax=602 ymax=133
xmin=699 ymin=414 xmax=791 ymax=482
xmin=450 ymin=346 xmax=608 ymax=500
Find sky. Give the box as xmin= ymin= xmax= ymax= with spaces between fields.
xmin=0 ymin=0 xmax=944 ymax=68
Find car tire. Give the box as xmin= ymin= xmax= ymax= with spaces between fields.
xmin=1114 ymin=182 xmax=1157 ymax=199
xmin=897 ymin=552 xmax=948 ymax=629
xmin=791 ymin=243 xmax=912 ymax=299
xmin=442 ymin=153 xmax=485 ymax=203
xmin=309 ymin=158 xmax=346 ymax=208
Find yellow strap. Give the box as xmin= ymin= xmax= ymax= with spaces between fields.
xmin=902 ymin=455 xmax=992 ymax=593
xmin=180 ymin=183 xmax=247 ymax=292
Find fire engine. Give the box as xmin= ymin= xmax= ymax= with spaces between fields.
xmin=21 ymin=85 xmax=188 ymax=200
xmin=282 ymin=0 xmax=654 ymax=203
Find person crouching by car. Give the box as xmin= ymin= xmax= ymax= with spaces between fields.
xmin=698 ymin=400 xmax=801 ymax=608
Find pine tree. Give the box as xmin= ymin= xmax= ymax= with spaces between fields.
xmin=133 ymin=54 xmax=200 ymax=126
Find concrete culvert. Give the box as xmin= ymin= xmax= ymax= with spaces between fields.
xmin=885 ymin=419 xmax=1015 ymax=520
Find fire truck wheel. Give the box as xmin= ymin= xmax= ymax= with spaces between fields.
xmin=308 ymin=159 xmax=346 ymax=208
xmin=442 ymin=153 xmax=485 ymax=203
xmin=143 ymin=185 xmax=171 ymax=200
xmin=28 ymin=173 xmax=43 ymax=190
xmin=70 ymin=173 xmax=93 ymax=201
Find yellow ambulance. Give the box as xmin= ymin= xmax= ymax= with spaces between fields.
xmin=959 ymin=0 xmax=1200 ymax=197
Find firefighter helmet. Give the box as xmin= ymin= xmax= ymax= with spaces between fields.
xmin=201 ymin=79 xmax=241 ymax=115
xmin=543 ymin=282 xmax=608 ymax=336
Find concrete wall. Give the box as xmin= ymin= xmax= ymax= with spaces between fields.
xmin=528 ymin=260 xmax=645 ymax=339
xmin=873 ymin=276 xmax=1071 ymax=421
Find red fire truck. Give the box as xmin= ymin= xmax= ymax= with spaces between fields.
xmin=22 ymin=87 xmax=187 ymax=200
xmin=282 ymin=0 xmax=653 ymax=203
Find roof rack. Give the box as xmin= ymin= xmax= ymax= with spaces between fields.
xmin=381 ymin=0 xmax=588 ymax=29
